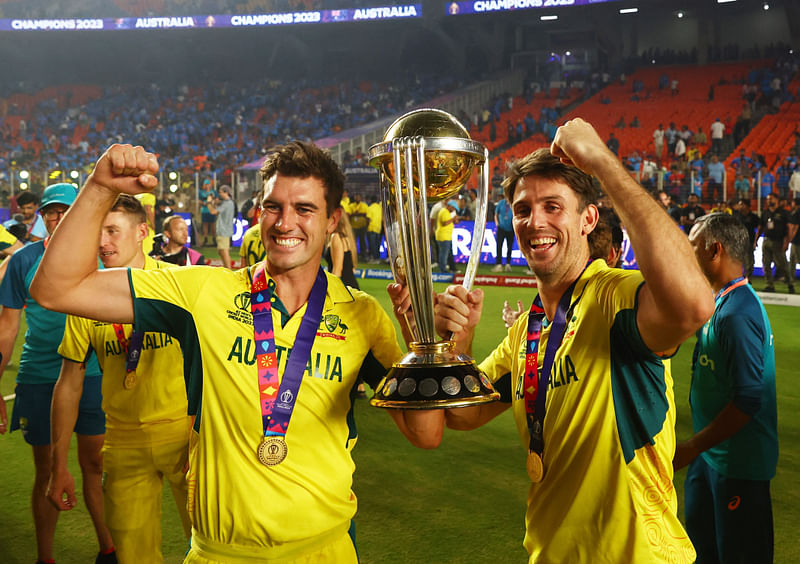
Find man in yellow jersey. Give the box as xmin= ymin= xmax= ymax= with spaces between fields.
xmin=365 ymin=196 xmax=382 ymax=263
xmin=48 ymin=195 xmax=191 ymax=563
xmin=32 ymin=141 xmax=442 ymax=563
xmin=396 ymin=119 xmax=715 ymax=563
xmin=435 ymin=200 xmax=457 ymax=273
xmin=239 ymin=223 xmax=266 ymax=267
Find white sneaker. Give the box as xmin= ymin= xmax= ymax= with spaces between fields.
xmin=524 ymin=268 xmax=535 ymax=275
xmin=491 ymin=264 xmax=503 ymax=272
xmin=504 ymin=264 xmax=512 ymax=272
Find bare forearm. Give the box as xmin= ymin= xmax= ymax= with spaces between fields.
xmin=593 ymin=157 xmax=712 ymax=344
xmin=0 ymin=310 xmax=21 ymax=380
xmin=684 ymin=402 xmax=751 ymax=456
xmin=788 ymin=224 xmax=798 ymax=243
xmin=445 ymin=401 xmax=508 ymax=430
xmin=601 ymin=157 xmax=708 ymax=300
xmin=390 ymin=409 xmax=445 ymax=449
xmin=50 ymin=365 xmax=85 ymax=471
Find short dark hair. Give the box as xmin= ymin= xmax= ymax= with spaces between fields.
xmin=259 ymin=140 xmax=344 ymax=216
xmin=693 ymin=212 xmax=749 ymax=265
xmin=502 ymin=148 xmax=598 ymax=210
xmin=110 ymin=194 xmax=147 ymax=225
xmin=16 ymin=191 xmax=38 ymax=207
xmin=589 ymin=208 xmax=623 ymax=262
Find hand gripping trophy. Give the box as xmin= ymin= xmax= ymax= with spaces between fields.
xmin=368 ymin=108 xmax=500 ymax=409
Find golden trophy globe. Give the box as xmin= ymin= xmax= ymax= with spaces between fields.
xmin=367 ymin=108 xmax=500 ymax=409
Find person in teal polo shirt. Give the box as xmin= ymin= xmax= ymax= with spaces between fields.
xmin=0 ymin=183 xmax=116 ymax=564
xmin=676 ymin=212 xmax=778 ymax=563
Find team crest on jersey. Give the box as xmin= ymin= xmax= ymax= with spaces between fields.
xmin=317 ymin=315 xmax=348 ymax=340
xmin=324 ymin=314 xmax=340 ymax=332
xmin=234 ymin=292 xmax=252 ymax=311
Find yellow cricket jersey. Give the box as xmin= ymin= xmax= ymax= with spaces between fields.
xmin=480 ymin=260 xmax=695 ymax=564
xmin=435 ymin=207 xmax=454 ymax=241
xmin=0 ymin=224 xmax=18 ymax=251
xmin=366 ymin=203 xmax=382 ymax=234
xmin=239 ymin=224 xmax=266 ymax=267
xmin=127 ymin=264 xmax=402 ymax=553
xmin=58 ymin=255 xmax=190 ymax=449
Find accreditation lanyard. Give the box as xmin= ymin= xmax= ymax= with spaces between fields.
xmin=251 ymin=265 xmax=327 ymax=439
xmin=524 ymin=264 xmax=588 ymax=457
xmin=715 ymin=276 xmax=748 ymax=302
xmin=111 ymin=324 xmax=145 ymax=374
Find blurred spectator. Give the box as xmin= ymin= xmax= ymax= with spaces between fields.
xmin=710 ymin=118 xmax=725 ymax=156
xmin=734 ymin=173 xmax=751 ymax=200
xmin=3 ymin=191 xmax=47 ymax=242
xmin=733 ymin=198 xmax=759 ymax=278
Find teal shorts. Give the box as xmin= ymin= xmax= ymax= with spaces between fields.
xmin=10 ymin=376 xmax=105 ymax=445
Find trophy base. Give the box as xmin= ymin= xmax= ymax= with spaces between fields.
xmin=369 ymin=342 xmax=500 ymax=410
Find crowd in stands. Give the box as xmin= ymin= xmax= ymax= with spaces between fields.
xmin=0 ymin=73 xmax=465 ymax=195
xmin=567 ymin=52 xmax=800 ymax=207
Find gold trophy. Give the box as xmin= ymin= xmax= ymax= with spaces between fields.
xmin=367 ymin=108 xmax=500 ymax=409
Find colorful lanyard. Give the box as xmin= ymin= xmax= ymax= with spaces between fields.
xmin=251 ymin=265 xmax=327 ymax=466
xmin=111 ymin=324 xmax=145 ymax=374
xmin=715 ymin=276 xmax=747 ymax=301
xmin=524 ymin=262 xmax=589 ymax=481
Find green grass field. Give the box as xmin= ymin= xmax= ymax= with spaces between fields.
xmin=1 ymin=272 xmax=798 ymax=563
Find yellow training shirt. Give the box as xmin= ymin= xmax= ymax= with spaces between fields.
xmin=127 ymin=264 xmax=402 ymax=554
xmin=59 ymin=255 xmax=190 ymax=449
xmin=480 ymin=260 xmax=695 ymax=564
xmin=366 ymin=202 xmax=382 ymax=234
xmin=435 ymin=207 xmax=455 ymax=242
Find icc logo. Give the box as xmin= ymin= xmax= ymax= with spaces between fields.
xmin=234 ymin=292 xmax=252 ymax=311
xmin=280 ymin=390 xmax=294 ymax=404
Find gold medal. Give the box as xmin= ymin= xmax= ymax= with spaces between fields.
xmin=526 ymin=450 xmax=544 ymax=483
xmin=257 ymin=436 xmax=288 ymax=466
xmin=123 ymin=372 xmax=137 ymax=389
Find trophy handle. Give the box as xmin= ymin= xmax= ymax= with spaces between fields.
xmin=461 ymin=147 xmax=490 ymax=293
xmin=380 ymin=168 xmax=418 ymax=342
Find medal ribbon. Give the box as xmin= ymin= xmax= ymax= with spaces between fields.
xmin=112 ymin=324 xmax=145 ymax=374
xmin=252 ymin=265 xmax=327 ymax=439
xmin=524 ymin=262 xmax=590 ymax=456
xmin=715 ymin=276 xmax=747 ymax=301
